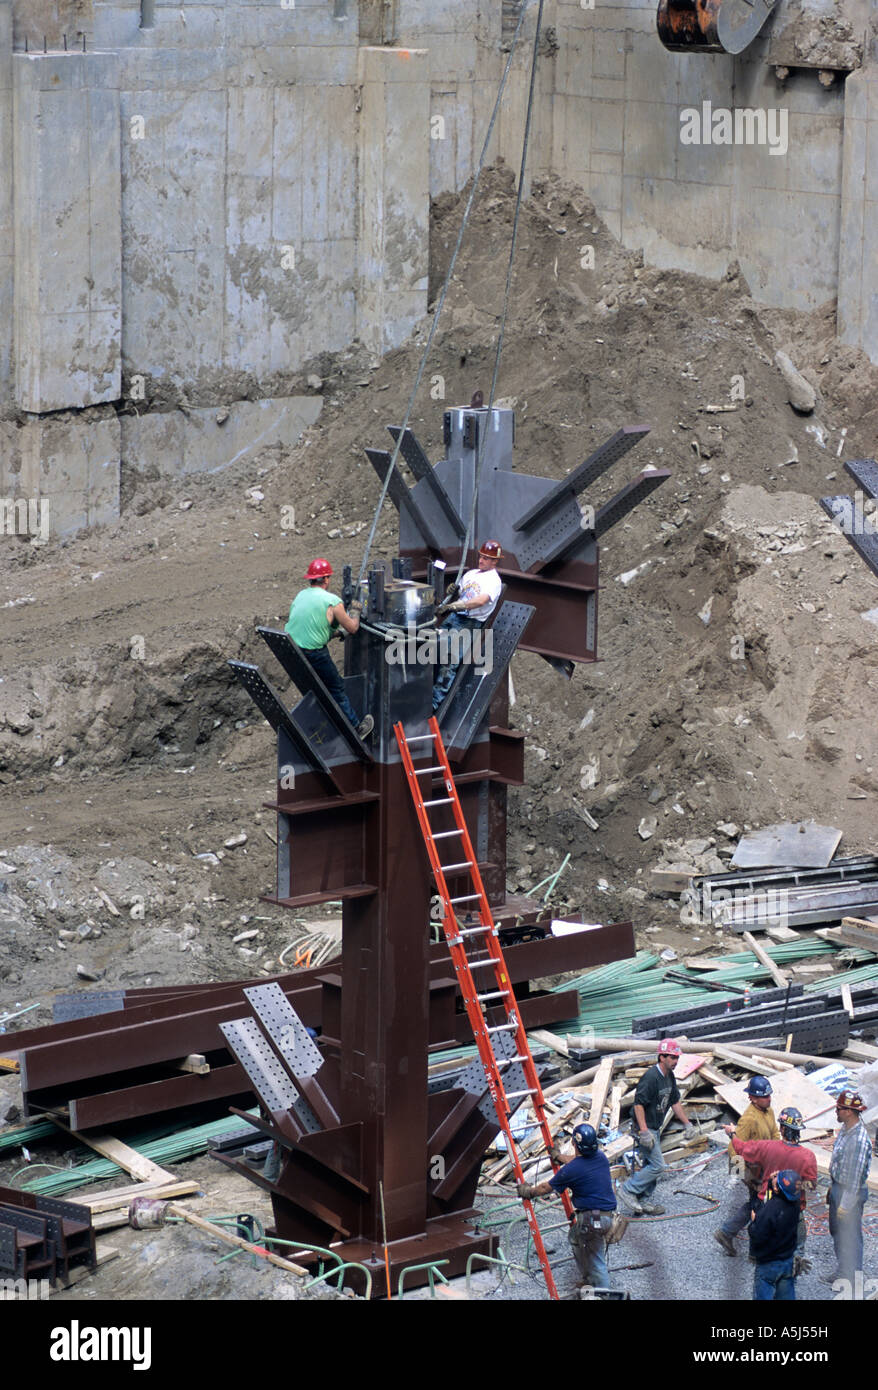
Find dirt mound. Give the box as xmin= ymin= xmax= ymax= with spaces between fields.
xmin=2 ymin=164 xmax=878 ymax=1005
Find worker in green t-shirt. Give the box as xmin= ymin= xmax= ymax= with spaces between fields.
xmin=285 ymin=558 xmax=373 ymax=739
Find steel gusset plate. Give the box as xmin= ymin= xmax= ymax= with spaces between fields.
xmin=219 ymin=1017 xmax=322 ymax=1134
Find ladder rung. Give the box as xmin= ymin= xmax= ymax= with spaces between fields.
xmin=405 ymin=734 xmax=436 ymax=743
xmin=414 ymin=765 xmax=444 ymax=775
xmin=441 ymin=861 xmax=473 ymax=871
xmin=497 ymin=1055 xmax=529 ymax=1066
xmin=486 ymin=1023 xmax=517 ymax=1033
xmin=449 ymin=894 xmax=481 ymax=904
xmin=433 ymin=830 xmax=464 ymax=839
xmin=458 ymin=925 xmax=490 ymax=936
xmin=423 ymin=798 xmax=453 ymax=807
xmin=476 ymin=990 xmax=510 ymax=1002
xmin=504 ymin=1088 xmax=538 ymax=1100
xmin=467 ymin=958 xmax=496 ymax=969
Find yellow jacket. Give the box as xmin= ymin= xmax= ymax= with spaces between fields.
xmin=729 ymin=1102 xmax=780 ymax=1183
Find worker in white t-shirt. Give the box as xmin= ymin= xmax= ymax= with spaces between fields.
xmin=432 ymin=540 xmax=502 ymax=710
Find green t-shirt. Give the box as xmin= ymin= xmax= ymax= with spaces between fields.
xmin=285 ymin=586 xmax=341 ymax=650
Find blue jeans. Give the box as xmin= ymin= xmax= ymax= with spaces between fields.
xmin=301 ymin=644 xmax=360 ymax=726
xmin=570 ymin=1211 xmax=613 ymax=1290
xmin=623 ymin=1129 xmax=665 ymax=1200
xmin=432 ymin=612 xmax=476 ymax=709
xmin=829 ymin=1182 xmax=867 ymax=1283
xmin=753 ymin=1257 xmax=796 ymax=1300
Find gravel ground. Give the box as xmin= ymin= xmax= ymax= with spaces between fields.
xmin=465 ymin=1150 xmax=878 ymax=1303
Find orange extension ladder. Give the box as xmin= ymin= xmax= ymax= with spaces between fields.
xmin=395 ymin=716 xmax=572 ymax=1301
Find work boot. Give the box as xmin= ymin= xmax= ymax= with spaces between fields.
xmin=356 ymin=714 xmax=374 ymax=740
xmin=714 ymin=1229 xmax=736 ymax=1258
xmin=639 ymin=1201 xmax=665 ymax=1216
xmin=617 ymin=1188 xmax=643 ymax=1216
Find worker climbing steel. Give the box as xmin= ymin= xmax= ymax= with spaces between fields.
xmin=285 ymin=558 xmax=373 ymax=740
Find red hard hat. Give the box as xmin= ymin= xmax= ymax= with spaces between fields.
xmin=305 ymin=557 xmax=333 ymax=580
xmin=479 ymin=540 xmax=502 ymax=559
xmin=658 ymin=1039 xmax=681 ymax=1059
xmin=836 ymin=1090 xmax=866 ymax=1113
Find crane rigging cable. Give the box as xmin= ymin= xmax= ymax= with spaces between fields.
xmin=356 ymin=0 xmax=540 ymax=590
xmin=456 ymin=0 xmax=545 ymax=584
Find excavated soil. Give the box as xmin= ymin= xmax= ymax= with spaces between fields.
xmin=1 ymin=162 xmax=877 ymax=1013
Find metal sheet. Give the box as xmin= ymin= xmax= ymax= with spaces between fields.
xmin=52 ymin=991 xmax=125 ymax=1023
xmin=228 ymin=662 xmax=341 ymax=789
xmin=387 ymin=426 xmax=465 ymax=541
xmin=219 ymin=1018 xmax=310 ymax=1121
xmin=257 ymin=628 xmax=373 ymax=763
xmin=730 ymin=821 xmax=843 ymax=870
xmin=243 ymin=983 xmax=323 ymax=1077
xmin=365 ymin=447 xmax=443 ymax=550
xmin=845 ymin=459 xmax=878 ymax=501
xmin=513 ymin=426 xmax=651 ymax=531
xmin=440 ymin=601 xmax=535 ymax=757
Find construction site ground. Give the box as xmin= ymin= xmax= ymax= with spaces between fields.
xmin=2 ymin=166 xmax=878 ymax=1307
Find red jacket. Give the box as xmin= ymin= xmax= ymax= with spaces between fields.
xmin=730 ymin=1135 xmax=817 ymax=1203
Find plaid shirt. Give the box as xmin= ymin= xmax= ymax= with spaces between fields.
xmin=829 ymin=1120 xmax=872 ymax=1202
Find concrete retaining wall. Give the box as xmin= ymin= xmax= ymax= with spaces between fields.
xmin=0 ymin=0 xmax=877 ymax=538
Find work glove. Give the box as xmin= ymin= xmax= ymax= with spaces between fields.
xmin=516 ymin=1182 xmax=536 ymax=1200
xmin=638 ymin=1130 xmax=655 ymax=1152
xmin=446 ymin=600 xmax=467 ymax=612
xmin=348 ymin=598 xmax=364 ymax=615
xmin=548 ymin=1143 xmax=563 ymax=1165
xmin=792 ymin=1256 xmax=812 ymax=1277
xmin=683 ymin=1122 xmax=698 ymax=1137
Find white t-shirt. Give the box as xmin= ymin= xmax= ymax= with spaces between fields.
xmin=459 ymin=566 xmax=502 ymax=622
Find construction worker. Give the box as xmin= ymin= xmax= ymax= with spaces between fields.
xmin=824 ymin=1089 xmax=872 ymax=1288
xmin=285 ymin=558 xmax=373 ymax=739
xmin=517 ymin=1123 xmax=619 ymax=1292
xmin=431 ymin=541 xmax=503 ymax=710
xmin=618 ymin=1039 xmax=696 ymax=1216
xmin=723 ymin=1105 xmax=816 ymax=1261
xmin=749 ymin=1170 xmax=802 ymax=1301
xmin=714 ymin=1074 xmax=779 ymax=1258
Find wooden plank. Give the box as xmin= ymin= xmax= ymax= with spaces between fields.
xmin=841 ymin=982 xmax=855 ymax=1020
xmin=79 ymin=1180 xmax=200 ymax=1214
xmin=527 ymin=1030 xmax=569 ymax=1058
xmin=166 ymin=1202 xmax=309 ymax=1276
xmin=843 ymin=1040 xmax=878 ymax=1063
xmin=650 ymin=868 xmax=692 ymax=894
xmin=51 ymin=1121 xmax=175 ymax=1186
xmin=608 ymin=1083 xmax=623 ymax=1133
xmin=175 ymin=1054 xmax=210 ymax=1076
xmin=742 ymin=931 xmax=789 ymax=989
xmin=588 ymin=1057 xmax=614 ymax=1128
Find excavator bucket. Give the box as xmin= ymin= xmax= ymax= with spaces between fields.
xmin=657 ymin=0 xmax=778 ymax=56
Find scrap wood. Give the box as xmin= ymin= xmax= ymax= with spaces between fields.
xmin=165 ymin=1203 xmax=310 ymax=1277
xmin=588 ymin=1056 xmax=614 ymax=1128
xmin=527 ymin=1029 xmax=570 ymax=1058
xmin=174 ymin=1053 xmax=210 ymax=1075
xmin=80 ymin=1179 xmax=200 ymax=1214
xmin=608 ymin=1083 xmax=624 ymax=1133
xmin=742 ymin=931 xmax=789 ymax=989
xmin=51 ymin=1120 xmax=175 ymax=1186
xmin=486 ymin=1099 xmax=579 ymax=1182
xmin=50 ymin=1244 xmax=119 ymax=1292
xmin=715 ymin=1069 xmax=835 ymax=1125
xmin=844 ymin=1040 xmax=878 ymax=1063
